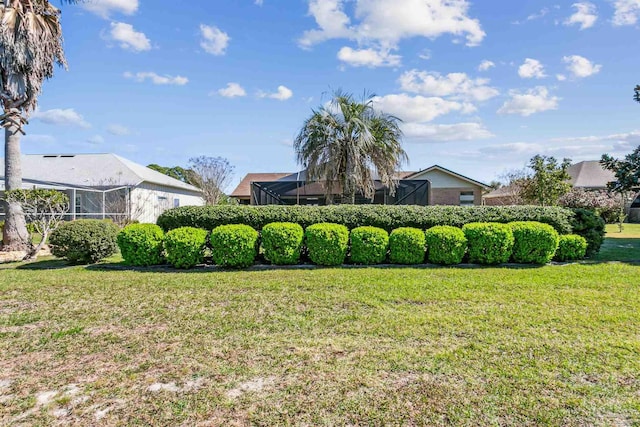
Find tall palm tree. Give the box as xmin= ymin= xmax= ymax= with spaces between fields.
xmin=1 ymin=0 xmax=79 ymax=251
xmin=294 ymin=92 xmax=407 ymax=204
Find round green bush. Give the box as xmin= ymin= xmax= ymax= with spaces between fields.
xmin=350 ymin=226 xmax=389 ymax=265
xmin=261 ymin=222 xmax=304 ymax=265
xmin=425 ymin=225 xmax=467 ymax=265
xmin=49 ymin=220 xmax=119 ymax=264
xmin=210 ymin=224 xmax=258 ymax=268
xmin=509 ymin=221 xmax=560 ymax=264
xmin=462 ymin=222 xmax=514 ymax=265
xmin=389 ymin=227 xmax=426 ymax=265
xmin=117 ymin=223 xmax=165 ymax=266
xmin=164 ymin=227 xmax=208 ymax=269
xmin=554 ymin=234 xmax=588 ymax=261
xmin=304 ymin=223 xmax=349 ymax=266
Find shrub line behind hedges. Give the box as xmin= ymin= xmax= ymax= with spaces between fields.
xmin=157 ymin=205 xmax=604 ymax=256
xmin=158 ymin=205 xmax=575 ymax=234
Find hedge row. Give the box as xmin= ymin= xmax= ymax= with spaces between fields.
xmin=156 ymin=205 xmax=604 ymax=255
xmin=158 ymin=205 xmax=574 ymax=234
xmin=116 ymin=221 xmax=588 ymax=269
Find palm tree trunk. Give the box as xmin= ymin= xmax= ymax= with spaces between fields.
xmin=2 ymin=119 xmax=31 ymax=252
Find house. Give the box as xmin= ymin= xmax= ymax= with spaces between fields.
xmin=482 ymin=160 xmax=640 ymax=222
xmin=231 ymin=165 xmax=488 ymax=206
xmin=483 ymin=160 xmax=617 ymax=206
xmin=0 ymin=154 xmax=204 ymax=224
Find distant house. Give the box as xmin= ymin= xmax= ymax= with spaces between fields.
xmin=0 ymin=154 xmax=204 ymax=224
xmin=483 ymin=160 xmax=640 ymax=222
xmin=230 ymin=165 xmax=488 ymax=206
xmin=484 ymin=160 xmax=617 ymax=206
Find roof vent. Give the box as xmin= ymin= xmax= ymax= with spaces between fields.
xmin=60 ymin=155 xmax=75 ymax=158
xmin=43 ymin=155 xmax=58 ymax=158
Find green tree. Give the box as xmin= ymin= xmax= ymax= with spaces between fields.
xmin=521 ymin=155 xmax=572 ymax=206
xmin=601 ymin=146 xmax=640 ymax=194
xmin=294 ymin=91 xmax=407 ymax=204
xmin=1 ymin=0 xmax=81 ymax=251
xmin=147 ymin=164 xmax=196 ymax=184
xmin=601 ymin=146 xmax=640 ymax=230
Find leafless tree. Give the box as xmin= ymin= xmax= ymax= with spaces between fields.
xmin=188 ymin=156 xmax=235 ymax=205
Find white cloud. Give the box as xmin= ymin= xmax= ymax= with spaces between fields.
xmin=124 ymin=71 xmax=188 ymax=85
xmin=612 ymin=0 xmax=640 ymax=26
xmin=200 ymin=25 xmax=230 ymax=55
xmin=403 ymin=122 xmax=494 ymax=142
xmin=478 ymin=60 xmax=495 ymax=71
xmin=109 ymin=22 xmax=151 ymax=52
xmin=526 ymin=7 xmax=549 ymax=21
xmin=398 ymin=69 xmax=499 ymax=102
xmin=563 ymin=55 xmax=602 ymax=78
xmin=564 ymin=2 xmax=598 ymax=29
xmin=255 ymin=0 xmax=264 ymax=5
xmin=82 ymin=0 xmax=138 ymax=18
xmin=419 ymin=49 xmax=431 ymax=60
xmin=337 ymin=46 xmax=401 ymax=67
xmin=87 ymin=135 xmax=105 ymax=145
xmin=299 ymin=0 xmax=485 ymax=49
xmin=32 ymin=108 xmax=91 ymax=128
xmin=518 ymin=58 xmax=546 ymax=79
xmin=372 ymin=94 xmax=469 ymax=123
xmin=217 ymin=82 xmax=247 ymax=98
xmin=107 ymin=124 xmax=131 ymax=136
xmin=259 ymin=85 xmax=293 ymax=101
xmin=498 ymin=87 xmax=560 ymax=116
xmin=556 ymin=74 xmax=567 ymax=81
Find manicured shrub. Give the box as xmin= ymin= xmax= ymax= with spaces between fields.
xmin=49 ymin=219 xmax=119 ymax=264
xmin=389 ymin=227 xmax=426 ymax=265
xmin=509 ymin=221 xmax=560 ymax=264
xmin=350 ymin=226 xmax=389 ymax=265
xmin=164 ymin=227 xmax=208 ymax=269
xmin=210 ymin=224 xmax=258 ymax=268
xmin=261 ymin=222 xmax=304 ymax=265
xmin=554 ymin=234 xmax=588 ymax=262
xmin=462 ymin=222 xmax=514 ymax=265
xmin=117 ymin=223 xmax=165 ymax=266
xmin=570 ymin=208 xmax=605 ymax=257
xmin=304 ymin=223 xmax=349 ymax=266
xmin=425 ymin=226 xmax=467 ymax=265
xmin=157 ymin=205 xmax=574 ymax=235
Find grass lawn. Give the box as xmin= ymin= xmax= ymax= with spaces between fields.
xmin=594 ymin=224 xmax=640 ymax=262
xmin=1 ymin=259 xmax=640 ymax=425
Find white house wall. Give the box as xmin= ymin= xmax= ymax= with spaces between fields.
xmin=130 ymin=182 xmax=204 ymax=224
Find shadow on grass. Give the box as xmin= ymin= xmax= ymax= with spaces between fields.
xmin=83 ymin=261 xmax=548 ymax=274
xmin=593 ymin=237 xmax=640 ymax=263
xmin=15 ymin=258 xmax=70 ymax=270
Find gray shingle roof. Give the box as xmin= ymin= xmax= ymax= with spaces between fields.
xmin=567 ymin=161 xmax=615 ymax=189
xmin=0 ymin=153 xmax=202 ymax=193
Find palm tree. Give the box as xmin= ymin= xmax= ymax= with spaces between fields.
xmin=1 ymin=0 xmax=80 ymax=251
xmin=294 ymin=92 xmax=407 ymax=204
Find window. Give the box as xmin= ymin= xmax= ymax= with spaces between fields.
xmin=459 ymin=191 xmax=475 ymax=206
xmin=173 ymin=198 xmax=180 ymax=208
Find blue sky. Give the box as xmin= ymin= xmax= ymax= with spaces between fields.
xmin=23 ymin=0 xmax=640 ymax=189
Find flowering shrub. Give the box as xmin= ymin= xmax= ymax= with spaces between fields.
xmin=559 ymin=188 xmax=621 ymax=224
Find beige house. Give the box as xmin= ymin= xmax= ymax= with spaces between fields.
xmin=231 ymin=165 xmax=488 ymax=206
